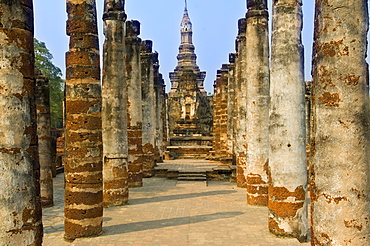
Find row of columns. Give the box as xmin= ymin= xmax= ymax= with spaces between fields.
xmin=64 ymin=0 xmax=168 ymax=240
xmin=0 ymin=0 xmax=167 ymax=244
xmin=1 ymin=0 xmax=369 ymax=244
xmin=212 ymin=64 xmax=230 ymax=161
xmin=213 ymin=0 xmax=370 ymax=244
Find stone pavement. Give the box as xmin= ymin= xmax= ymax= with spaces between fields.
xmin=43 ymin=160 xmax=310 ymax=246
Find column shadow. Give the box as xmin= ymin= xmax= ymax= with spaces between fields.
xmin=101 ymin=211 xmax=244 ymax=236
xmin=128 ymin=190 xmax=237 ymax=205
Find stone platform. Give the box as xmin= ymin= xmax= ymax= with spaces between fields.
xmin=166 ymin=136 xmax=213 ymax=159
xmin=154 ymin=159 xmax=236 ymax=182
xmin=43 ymin=160 xmax=309 ymax=246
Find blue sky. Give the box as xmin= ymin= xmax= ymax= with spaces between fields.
xmin=33 ymin=1 xmax=365 ymax=93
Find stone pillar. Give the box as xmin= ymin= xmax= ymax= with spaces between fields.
xmin=227 ymin=54 xmax=236 ymax=164
xmin=125 ymin=20 xmax=144 ymax=187
xmin=219 ymin=64 xmax=230 ymax=161
xmin=152 ymin=53 xmax=162 ymax=162
xmin=234 ymin=18 xmax=247 ymax=188
xmin=0 ymin=1 xmax=43 ymax=245
xmin=268 ymin=0 xmax=307 ymax=240
xmin=212 ymin=72 xmax=222 ymax=159
xmin=245 ymin=0 xmax=270 ymax=206
xmin=102 ymin=0 xmax=129 ymax=207
xmin=155 ymin=73 xmax=166 ymax=161
xmin=163 ymin=93 xmax=169 ymax=150
xmin=305 ymin=81 xmax=312 ymax=159
xmin=64 ymin=0 xmax=103 ymax=240
xmin=310 ymin=0 xmax=370 ymax=244
xmin=140 ymin=40 xmax=156 ymax=177
xmin=36 ymin=70 xmax=54 ymax=208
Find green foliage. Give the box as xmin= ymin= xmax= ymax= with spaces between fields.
xmin=34 ymin=38 xmax=64 ymax=128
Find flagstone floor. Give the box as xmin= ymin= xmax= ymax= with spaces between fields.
xmin=42 ymin=160 xmax=310 ymax=246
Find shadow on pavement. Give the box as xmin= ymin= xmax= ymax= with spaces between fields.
xmin=101 ymin=211 xmax=244 ymax=235
xmin=128 ymin=189 xmax=238 ymax=205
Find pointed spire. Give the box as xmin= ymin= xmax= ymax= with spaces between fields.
xmin=181 ymin=0 xmax=192 ymax=30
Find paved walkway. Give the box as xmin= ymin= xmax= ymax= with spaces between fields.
xmin=43 ymin=160 xmax=310 ymax=246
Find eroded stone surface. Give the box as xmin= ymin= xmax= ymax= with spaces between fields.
xmin=126 ymin=20 xmax=144 ymax=188
xmin=234 ymin=18 xmax=248 ymax=188
xmin=268 ymin=0 xmax=308 ymax=240
xmin=310 ymin=1 xmax=370 ymax=244
xmin=140 ymin=40 xmax=157 ymax=177
xmin=36 ymin=70 xmax=54 ymax=208
xmin=64 ymin=0 xmax=103 ymax=240
xmin=0 ymin=1 xmax=43 ymax=245
xmin=245 ymin=0 xmax=270 ymax=206
xmin=212 ymin=65 xmax=230 ymax=161
xmin=102 ymin=0 xmax=129 ymax=207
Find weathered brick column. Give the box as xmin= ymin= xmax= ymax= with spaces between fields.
xmin=212 ymin=65 xmax=230 ymax=161
xmin=125 ymin=20 xmax=144 ymax=187
xmin=0 ymin=1 xmax=43 ymax=244
xmin=36 ymin=70 xmax=54 ymax=208
xmin=268 ymin=0 xmax=307 ymax=240
xmin=155 ymin=73 xmax=166 ymax=161
xmin=102 ymin=0 xmax=129 ymax=207
xmin=227 ymin=54 xmax=236 ymax=164
xmin=140 ymin=40 xmax=156 ymax=177
xmin=212 ymin=72 xmax=222 ymax=159
xmin=64 ymin=0 xmax=103 ymax=240
xmin=310 ymin=0 xmax=370 ymax=244
xmin=152 ymin=53 xmax=162 ymax=162
xmin=219 ymin=64 xmax=230 ymax=160
xmin=234 ymin=18 xmax=247 ymax=188
xmin=305 ymin=81 xmax=312 ymax=158
xmin=245 ymin=0 xmax=270 ymax=206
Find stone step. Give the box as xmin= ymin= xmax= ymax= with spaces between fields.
xmin=179 ymin=156 xmax=209 ymax=159
xmin=178 ymin=172 xmax=207 ymax=181
xmin=177 ymin=176 xmax=207 ymax=181
xmin=178 ymin=173 xmax=207 ymax=177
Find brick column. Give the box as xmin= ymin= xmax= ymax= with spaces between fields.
xmin=64 ymin=0 xmax=103 ymax=240
xmin=36 ymin=70 xmax=54 ymax=208
xmin=152 ymin=53 xmax=162 ymax=162
xmin=227 ymin=54 xmax=236 ymax=164
xmin=102 ymin=0 xmax=129 ymax=207
xmin=234 ymin=18 xmax=247 ymax=188
xmin=218 ymin=64 xmax=230 ymax=161
xmin=212 ymin=71 xmax=222 ymax=159
xmin=268 ymin=0 xmax=308 ymax=240
xmin=0 ymin=1 xmax=43 ymax=244
xmin=245 ymin=0 xmax=270 ymax=206
xmin=155 ymin=73 xmax=166 ymax=161
xmin=140 ymin=40 xmax=156 ymax=177
xmin=310 ymin=0 xmax=370 ymax=244
xmin=126 ymin=20 xmax=144 ymax=187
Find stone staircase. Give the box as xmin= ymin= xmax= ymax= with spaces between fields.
xmin=154 ymin=159 xmax=236 ymax=183
xmin=177 ymin=171 xmax=207 ymax=181
xmin=166 ymin=136 xmax=213 ymax=160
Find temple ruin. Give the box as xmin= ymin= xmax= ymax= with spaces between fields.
xmin=167 ymin=4 xmax=213 ymax=160
xmin=1 ymin=0 xmax=370 ymax=245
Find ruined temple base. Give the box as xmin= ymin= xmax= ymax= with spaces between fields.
xmin=166 ymin=146 xmax=212 ymax=160
xmin=166 ymin=136 xmax=213 ymax=160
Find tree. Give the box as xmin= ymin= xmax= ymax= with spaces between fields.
xmin=34 ymin=38 xmax=64 ymax=128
